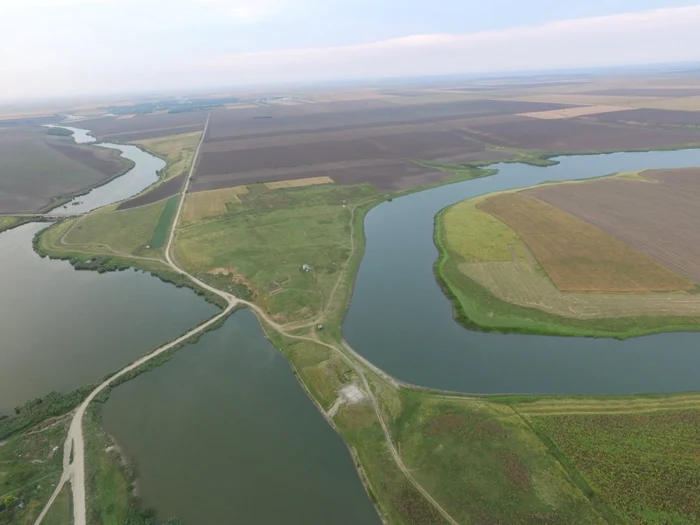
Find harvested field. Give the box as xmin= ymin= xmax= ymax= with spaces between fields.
xmin=479 ymin=193 xmax=694 ymax=292
xmin=462 ymin=255 xmax=700 ymax=319
xmin=587 ymin=108 xmax=700 ymax=127
xmin=47 ymin=142 xmax=124 ymax=174
xmin=0 ymin=128 xmax=130 ymax=213
xmin=192 ymin=159 xmax=445 ymax=192
xmin=518 ymin=105 xmax=633 ymax=120
xmin=182 ymin=186 xmax=249 ymax=223
xmin=466 ymin=117 xmax=699 ymax=151
xmin=204 ymin=99 xmax=576 ymax=141
xmin=117 ymin=172 xmax=186 ymax=210
xmin=75 ymin=111 xmax=207 ymax=140
xmin=526 ymin=168 xmax=700 ymax=283
xmin=583 ymin=88 xmax=700 ymax=97
xmin=265 ymin=176 xmax=333 ymax=189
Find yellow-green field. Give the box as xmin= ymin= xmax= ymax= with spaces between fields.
xmin=182 ymin=185 xmax=249 ymax=223
xmin=441 ymin=196 xmax=520 ymax=262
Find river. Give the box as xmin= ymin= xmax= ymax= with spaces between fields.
xmin=101 ymin=311 xmax=381 ymax=525
xmin=344 ymin=148 xmax=700 ymax=395
xmin=1 ymin=125 xmax=381 ymax=524
xmin=47 ymin=126 xmax=165 ymax=215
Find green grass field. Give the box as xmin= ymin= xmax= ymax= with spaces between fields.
xmin=0 ymin=128 xmax=131 ymax=213
xmin=175 ymin=183 xmax=378 ymax=323
xmin=41 ymin=484 xmax=72 ymax=525
xmin=149 ymin=196 xmax=179 ymax=249
xmin=62 ymin=200 xmax=169 ymax=257
xmin=390 ymin=391 xmax=611 ymax=524
xmin=0 ymin=418 xmax=68 ymax=525
xmin=515 ymin=395 xmax=700 ymax=525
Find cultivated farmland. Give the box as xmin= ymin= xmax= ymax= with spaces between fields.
xmin=478 ymin=193 xmax=693 ymax=292
xmin=526 ymin=168 xmax=700 ymax=283
xmin=521 ymin=396 xmax=700 ymax=525
xmin=73 ymin=111 xmax=207 ymax=141
xmin=0 ymin=127 xmax=131 ymax=212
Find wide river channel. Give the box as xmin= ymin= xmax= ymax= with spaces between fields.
xmin=345 ymin=148 xmax=700 ymax=394
xmin=4 ymin=128 xmax=700 ymax=523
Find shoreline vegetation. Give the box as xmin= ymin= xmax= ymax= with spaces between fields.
xmin=12 ymin=135 xmax=700 ymax=524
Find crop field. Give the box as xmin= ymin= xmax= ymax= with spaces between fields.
xmin=587 ymin=108 xmax=700 ymax=128
xmin=0 ymin=128 xmax=130 ymax=212
xmin=193 ymin=98 xmax=588 ymax=192
xmin=174 ymin=183 xmax=377 ymax=323
xmin=441 ymin=196 xmax=520 ymax=262
xmin=465 ymin=117 xmax=700 ymax=152
xmin=73 ymin=111 xmax=207 ymax=141
xmin=461 ymin=255 xmax=700 ymax=319
xmin=518 ymin=105 xmax=633 ymax=120
xmin=391 ymin=392 xmax=608 ymax=524
xmin=519 ymin=396 xmax=700 ymax=525
xmin=527 ymin=168 xmax=700 ymax=283
xmin=582 ymin=88 xmax=700 ymax=97
xmin=265 ymin=176 xmax=334 ymax=189
xmin=116 ymin=172 xmax=185 ymax=210
xmin=478 ymin=193 xmax=693 ymax=292
xmin=182 ymin=185 xmax=249 ymax=223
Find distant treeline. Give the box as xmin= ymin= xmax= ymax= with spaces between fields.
xmin=46 ymin=127 xmax=74 ymax=136
xmin=104 ymin=96 xmax=240 ymax=116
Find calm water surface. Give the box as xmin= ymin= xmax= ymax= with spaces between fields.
xmin=102 ymin=311 xmax=381 ymax=525
xmin=344 ymin=149 xmax=700 ymax=394
xmin=48 ymin=125 xmax=164 ymax=215
xmin=0 ymin=223 xmax=218 ymax=412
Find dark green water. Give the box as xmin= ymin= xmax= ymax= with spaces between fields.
xmin=0 ymin=223 xmax=219 ymax=412
xmin=344 ymin=149 xmax=700 ymax=394
xmin=101 ymin=311 xmax=381 ymax=525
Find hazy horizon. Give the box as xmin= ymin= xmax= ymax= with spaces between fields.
xmin=2 ymin=1 xmax=700 ymax=101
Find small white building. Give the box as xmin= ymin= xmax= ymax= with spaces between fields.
xmin=302 ymin=264 xmax=313 ymax=272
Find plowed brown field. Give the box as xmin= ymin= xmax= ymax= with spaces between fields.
xmin=478 ymin=193 xmax=694 ymax=292
xmin=526 ymin=168 xmax=700 ymax=283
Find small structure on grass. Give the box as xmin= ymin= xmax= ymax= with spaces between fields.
xmin=302 ymin=264 xmax=313 ymax=272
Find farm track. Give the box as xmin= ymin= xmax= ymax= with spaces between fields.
xmin=35 ymin=113 xmax=460 ymax=525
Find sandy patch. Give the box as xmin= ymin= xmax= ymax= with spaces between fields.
xmin=116 ymin=114 xmax=136 ymax=120
xmin=265 ymin=176 xmax=334 ymax=190
xmin=519 ymin=105 xmax=635 ymax=120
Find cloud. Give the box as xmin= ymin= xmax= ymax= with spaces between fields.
xmin=203 ymin=5 xmax=700 ymax=81
xmin=193 ymin=0 xmax=295 ymax=21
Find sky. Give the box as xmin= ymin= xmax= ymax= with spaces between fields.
xmin=1 ymin=0 xmax=700 ymax=100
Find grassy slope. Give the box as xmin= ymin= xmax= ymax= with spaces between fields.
xmin=434 ymin=201 xmax=700 ymax=339
xmin=0 ymin=419 xmax=68 ymax=525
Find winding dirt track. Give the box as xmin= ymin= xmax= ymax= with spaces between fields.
xmin=34 ymin=113 xmax=459 ymax=525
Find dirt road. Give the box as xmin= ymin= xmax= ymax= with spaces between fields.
xmin=34 ymin=112 xmax=458 ymax=525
